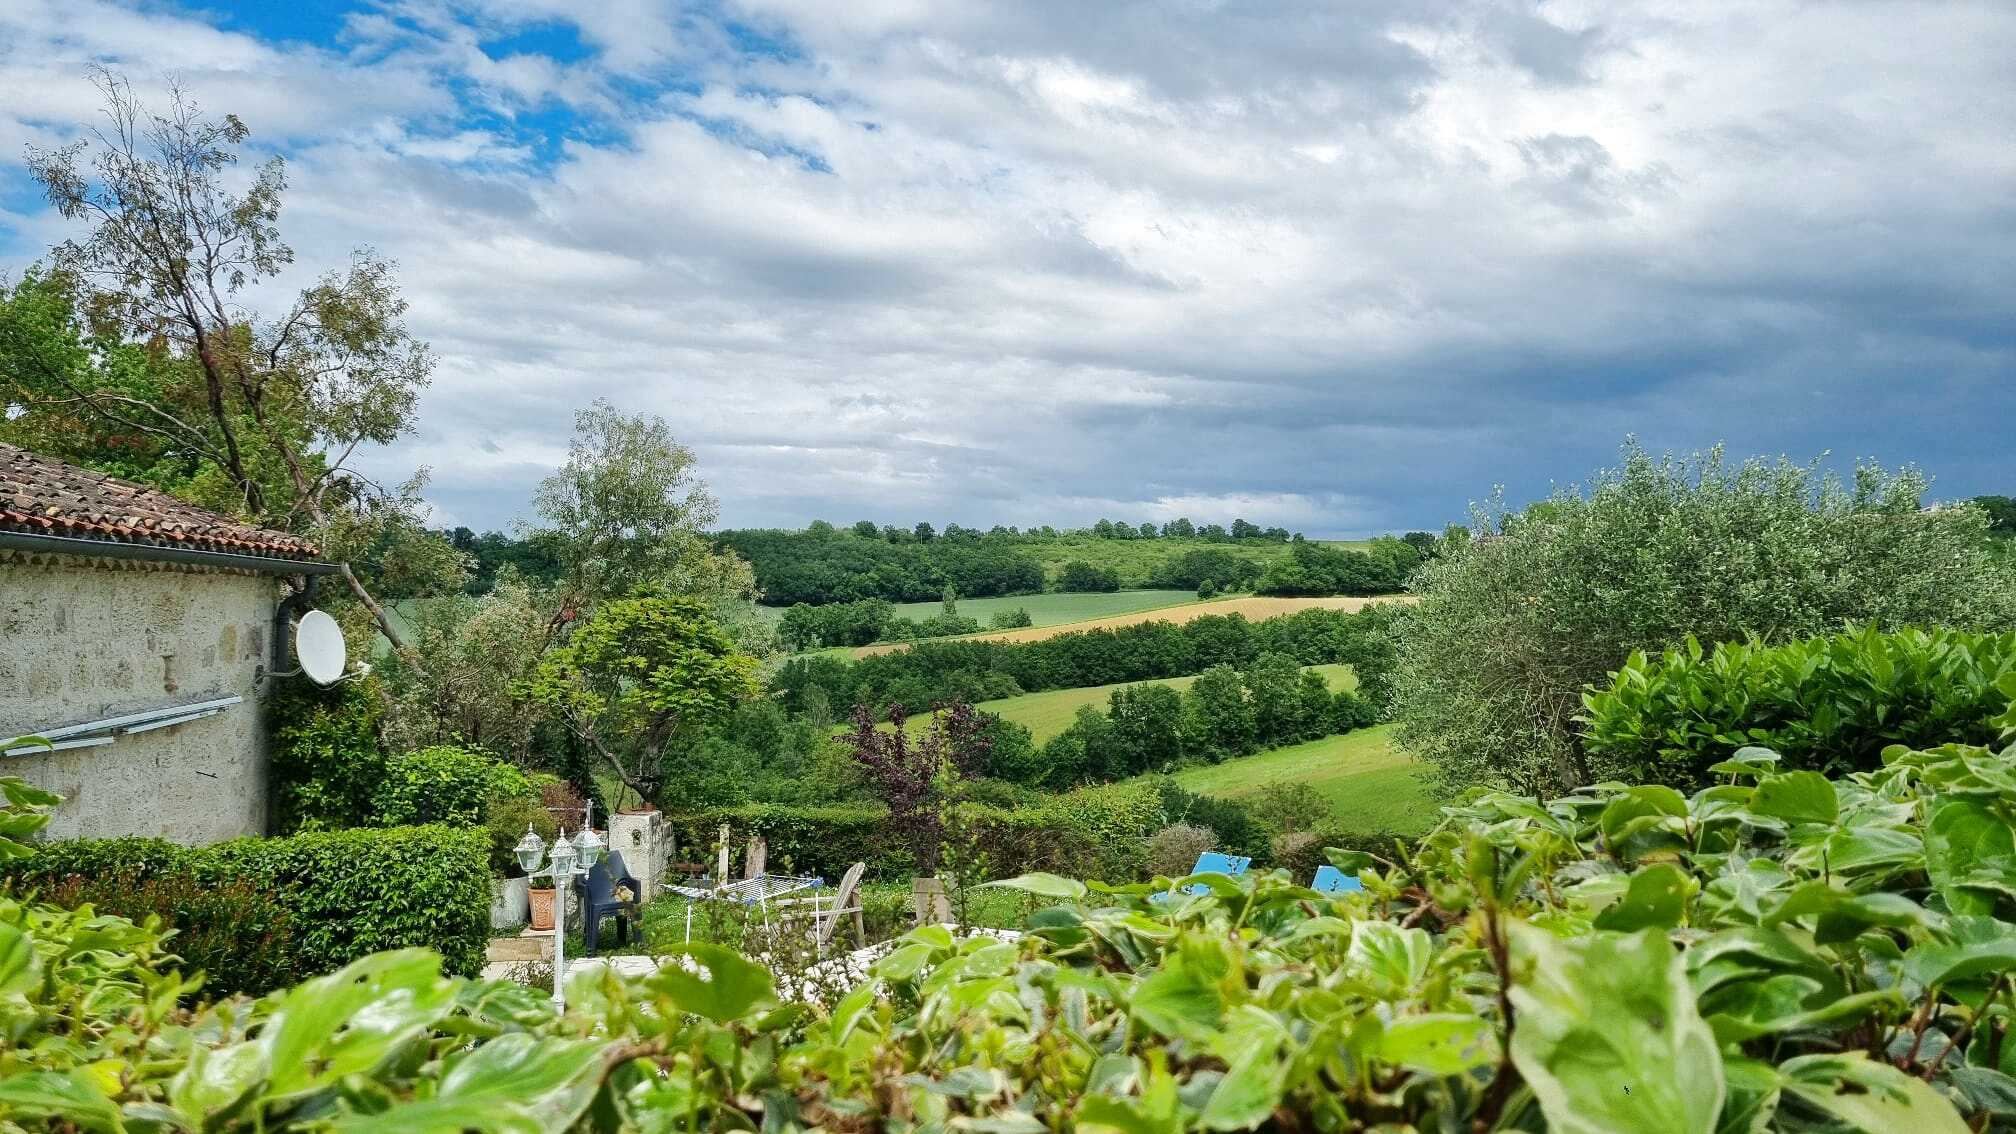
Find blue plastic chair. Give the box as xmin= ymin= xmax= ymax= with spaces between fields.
xmin=1311 ymin=864 xmax=1363 ymax=894
xmin=574 ymin=849 xmax=644 ymax=956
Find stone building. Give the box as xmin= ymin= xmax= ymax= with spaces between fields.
xmin=0 ymin=442 xmax=341 ymax=843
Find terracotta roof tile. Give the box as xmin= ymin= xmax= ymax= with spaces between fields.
xmin=0 ymin=442 xmax=319 ymax=559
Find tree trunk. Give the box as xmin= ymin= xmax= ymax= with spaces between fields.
xmin=338 ymin=562 xmax=410 ymax=651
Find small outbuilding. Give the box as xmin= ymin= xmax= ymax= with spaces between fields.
xmin=0 ymin=442 xmax=341 ymax=843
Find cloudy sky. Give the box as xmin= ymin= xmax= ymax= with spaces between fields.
xmin=1 ymin=1 xmax=2010 ymax=535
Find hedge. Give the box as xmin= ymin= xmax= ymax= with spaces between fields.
xmin=3 ymin=823 xmax=490 ymax=992
xmin=1580 ymin=623 xmax=2016 ymax=789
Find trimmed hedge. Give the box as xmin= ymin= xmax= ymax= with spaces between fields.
xmin=4 ymin=823 xmax=490 ymax=992
xmin=1580 ymin=623 xmax=2016 ymax=789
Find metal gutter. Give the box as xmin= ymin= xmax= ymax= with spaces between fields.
xmin=0 ymin=530 xmax=339 ymax=575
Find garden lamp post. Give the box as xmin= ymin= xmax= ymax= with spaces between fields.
xmin=514 ymin=823 xmax=605 ymax=1008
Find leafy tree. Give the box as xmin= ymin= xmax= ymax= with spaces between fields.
xmin=1058 ymin=559 xmax=1121 ymax=592
xmin=373 ymin=572 xmax=550 ymax=761
xmin=1105 ymin=683 xmax=1186 ymax=775
xmin=1184 ymin=664 xmax=1256 ymax=763
xmin=1091 ymin=518 xmax=1116 ymax=539
xmin=1198 ymin=523 xmax=1229 ymax=542
xmin=1231 ymin=518 xmax=1262 ymax=540
xmin=1400 ymin=530 xmax=1439 ymax=558
xmin=1162 ymin=517 xmax=1195 ymax=538
xmin=1394 ymin=442 xmax=2016 ymax=795
xmin=527 ymin=400 xmax=754 ymax=623
xmin=914 ymin=521 xmax=936 ymax=543
xmin=844 ymin=699 xmax=990 ymax=872
xmin=989 ymin=607 xmax=1033 ymax=630
xmin=851 ymin=519 xmax=880 ymax=538
xmin=1976 ymin=494 xmax=2016 ymax=535
xmin=520 ymin=590 xmax=761 ymax=805
xmin=1137 ymin=522 xmax=1158 ymax=538
xmin=12 ymin=72 xmax=439 ymax=644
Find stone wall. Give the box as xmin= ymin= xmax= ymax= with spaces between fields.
xmin=0 ymin=553 xmax=281 ymax=843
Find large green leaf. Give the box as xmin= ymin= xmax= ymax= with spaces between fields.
xmin=260 ymin=949 xmax=458 ymax=1102
xmin=1344 ymin=920 xmax=1432 ymax=998
xmin=649 ymin=943 xmax=775 ymax=1023
xmin=1778 ymin=1054 xmax=1968 ymax=1133
xmin=1901 ymin=917 xmax=2016 ymax=990
xmin=985 ymin=873 xmax=1089 ymax=900
xmin=1750 ymin=771 xmax=1838 ymax=826
xmin=1198 ymin=1005 xmax=1289 ymax=1130
xmin=1594 ymin=863 xmax=1694 ymax=932
xmin=1509 ymin=924 xmax=1723 ymax=1134
xmin=0 ymin=1070 xmax=124 ymax=1133
xmin=333 ymin=1033 xmax=605 ymax=1134
xmin=1924 ymin=799 xmax=2016 ymax=916
xmin=1378 ymin=1013 xmax=1497 ymax=1076
xmin=0 ymin=919 xmax=37 ymax=997
xmin=1129 ymin=957 xmax=1224 ymax=1042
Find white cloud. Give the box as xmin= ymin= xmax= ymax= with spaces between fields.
xmin=0 ymin=0 xmax=2010 ymax=536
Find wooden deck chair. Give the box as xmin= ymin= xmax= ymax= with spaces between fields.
xmin=1311 ymin=864 xmax=1363 ymax=894
xmin=776 ymin=861 xmax=867 ymax=952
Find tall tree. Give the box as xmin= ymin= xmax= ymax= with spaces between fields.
xmin=525 ymin=400 xmax=754 ymax=624
xmin=14 ymin=71 xmax=432 ymax=644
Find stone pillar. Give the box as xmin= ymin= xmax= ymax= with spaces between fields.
xmin=610 ymin=808 xmax=669 ymax=896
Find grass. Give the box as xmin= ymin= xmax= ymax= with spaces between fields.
xmin=890 ymin=589 xmax=1201 ymax=629
xmin=1170 ymin=724 xmax=1441 ymax=836
xmin=854 ymin=594 xmax=1411 ymax=656
xmin=872 ymin=663 xmax=1357 ymax=744
xmin=981 ymin=663 xmax=1354 ymax=743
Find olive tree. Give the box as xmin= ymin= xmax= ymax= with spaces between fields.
xmin=1393 ymin=442 xmax=2016 ymax=795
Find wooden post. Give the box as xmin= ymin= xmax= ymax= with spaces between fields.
xmin=715 ymin=823 xmax=731 ymax=888
xmin=911 ymin=877 xmax=951 ymax=925
xmin=744 ymin=834 xmax=768 ymax=880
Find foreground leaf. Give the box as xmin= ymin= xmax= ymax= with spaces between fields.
xmin=1509 ymin=924 xmax=1723 ymax=1134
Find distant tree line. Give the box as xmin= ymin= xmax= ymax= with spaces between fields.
xmin=1252 ymin=536 xmax=1427 ymax=596
xmin=771 ymin=605 xmax=1404 ymax=718
xmin=712 ymin=527 xmax=1045 ymax=605
xmin=822 ymin=517 xmax=1301 ymax=543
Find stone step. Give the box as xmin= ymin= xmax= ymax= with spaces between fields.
xmin=486 ymin=932 xmax=552 ymax=964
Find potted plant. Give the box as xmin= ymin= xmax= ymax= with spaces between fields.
xmin=486 ymin=795 xmax=557 ymax=930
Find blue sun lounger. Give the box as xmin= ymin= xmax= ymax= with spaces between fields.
xmin=1153 ymin=851 xmax=1251 ymax=903
xmin=1311 ymin=864 xmax=1363 ymax=894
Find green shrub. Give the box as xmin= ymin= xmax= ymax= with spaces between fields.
xmin=1580 ymin=624 xmax=2016 ymax=789
xmin=1144 ymin=823 xmax=1216 ymax=877
xmin=267 ymin=675 xmax=387 ymax=831
xmin=988 ymin=607 xmax=1033 ymax=630
xmin=4 ymin=824 xmax=491 ymax=989
xmin=1247 ymin=781 xmax=1331 ymax=834
xmin=206 ymin=825 xmax=491 ymax=979
xmin=14 ymin=736 xmax=2016 ymax=1130
xmin=1268 ymin=829 xmax=1326 ymax=878
xmin=484 ymin=793 xmax=559 ymax=876
xmin=368 ymin=744 xmax=534 ymax=827
xmin=36 ymin=870 xmax=296 ymax=995
xmin=1394 ymin=442 xmax=2016 ymax=795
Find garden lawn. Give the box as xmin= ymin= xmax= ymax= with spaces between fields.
xmin=1171 ymin=724 xmax=1440 ymax=836
xmin=888 ymin=589 xmax=1200 ymax=629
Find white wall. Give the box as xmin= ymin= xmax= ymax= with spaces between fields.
xmin=0 ymin=553 xmax=280 ymax=843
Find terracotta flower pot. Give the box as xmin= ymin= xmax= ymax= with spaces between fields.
xmin=528 ymin=886 xmax=556 ymax=931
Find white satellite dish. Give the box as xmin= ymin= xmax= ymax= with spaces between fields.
xmin=295 ymin=610 xmax=348 ymax=686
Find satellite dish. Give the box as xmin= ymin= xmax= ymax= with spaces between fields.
xmin=295 ymin=610 xmax=348 ymax=686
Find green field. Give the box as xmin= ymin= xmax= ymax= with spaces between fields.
xmin=1020 ymin=536 xmax=1372 ymax=588
xmin=1170 ymin=724 xmax=1441 ymax=835
xmin=890 ymin=589 xmax=1200 ymax=629
xmin=885 ymin=663 xmax=1356 ymax=744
